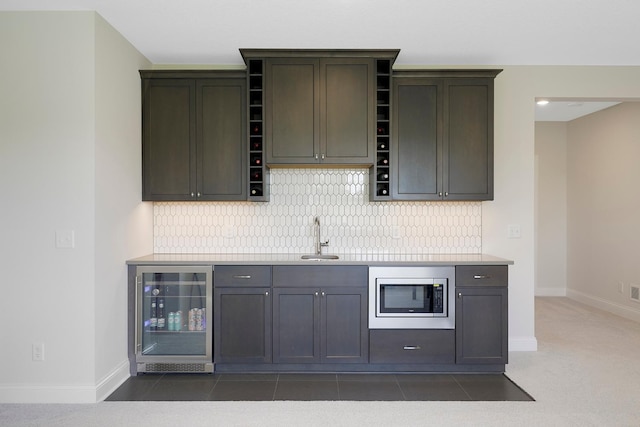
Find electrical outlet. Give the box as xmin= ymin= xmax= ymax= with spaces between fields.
xmin=32 ymin=343 xmax=45 ymax=361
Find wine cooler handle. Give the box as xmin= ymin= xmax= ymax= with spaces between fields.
xmin=403 ymin=345 xmax=421 ymax=350
xmin=135 ymin=275 xmax=141 ymax=353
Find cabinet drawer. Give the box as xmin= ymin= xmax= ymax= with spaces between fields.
xmin=214 ymin=265 xmax=271 ymax=287
xmin=273 ymin=265 xmax=367 ymax=287
xmin=456 ymin=265 xmax=507 ymax=287
xmin=369 ymin=330 xmax=455 ymax=364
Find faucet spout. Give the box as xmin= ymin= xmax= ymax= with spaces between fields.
xmin=314 ymin=217 xmax=321 ymax=255
xmin=313 ymin=217 xmax=329 ymax=255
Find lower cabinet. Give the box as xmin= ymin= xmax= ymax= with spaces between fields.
xmin=209 ymin=263 xmax=509 ymax=372
xmin=272 ymin=265 xmax=369 ymax=364
xmin=214 ymin=287 xmax=271 ymax=363
xmin=213 ymin=265 xmax=272 ymax=364
xmin=455 ymin=266 xmax=508 ymax=365
xmin=272 ymin=287 xmax=368 ymax=364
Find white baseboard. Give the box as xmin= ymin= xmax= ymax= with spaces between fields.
xmin=567 ymin=289 xmax=640 ymax=323
xmin=0 ymin=360 xmax=130 ymax=404
xmin=96 ymin=359 xmax=131 ymax=402
xmin=509 ymin=336 xmax=538 ymax=352
xmin=535 ymin=287 xmax=567 ymax=297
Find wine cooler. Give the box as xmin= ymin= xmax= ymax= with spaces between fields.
xmin=133 ymin=266 xmax=213 ymax=374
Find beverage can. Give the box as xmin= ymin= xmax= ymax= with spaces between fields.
xmin=168 ymin=312 xmax=175 ymax=331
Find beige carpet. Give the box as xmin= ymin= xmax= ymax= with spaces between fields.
xmin=1 ymin=297 xmax=639 ymax=426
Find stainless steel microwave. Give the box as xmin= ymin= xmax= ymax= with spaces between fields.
xmin=369 ymin=266 xmax=455 ymax=329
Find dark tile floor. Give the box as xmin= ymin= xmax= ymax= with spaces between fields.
xmin=106 ymin=373 xmax=534 ymax=401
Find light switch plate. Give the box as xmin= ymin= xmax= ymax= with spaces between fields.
xmin=508 ymin=224 xmax=521 ymax=239
xmin=56 ymin=230 xmax=75 ymax=248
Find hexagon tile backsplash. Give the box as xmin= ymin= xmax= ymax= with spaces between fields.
xmin=153 ymin=169 xmax=482 ymax=254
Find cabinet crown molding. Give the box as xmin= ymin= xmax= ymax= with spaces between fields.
xmin=239 ymin=48 xmax=401 ymax=65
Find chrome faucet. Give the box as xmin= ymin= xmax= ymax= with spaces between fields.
xmin=314 ymin=217 xmax=329 ymax=255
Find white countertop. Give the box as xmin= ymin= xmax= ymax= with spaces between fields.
xmin=127 ymin=253 xmax=513 ymax=266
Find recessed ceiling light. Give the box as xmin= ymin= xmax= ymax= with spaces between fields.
xmin=536 ymin=100 xmax=549 ymax=105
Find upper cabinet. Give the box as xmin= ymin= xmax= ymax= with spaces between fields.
xmin=141 ymin=70 xmax=247 ymax=201
xmin=140 ymin=52 xmax=501 ymax=203
xmin=376 ymin=70 xmax=501 ymax=202
xmin=241 ymin=50 xmax=399 ymax=166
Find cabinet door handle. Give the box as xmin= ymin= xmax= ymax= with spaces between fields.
xmin=315 ymin=153 xmax=319 ymax=160
xmin=321 ymin=291 xmax=325 ymax=297
xmin=321 ymin=154 xmax=325 ymax=160
xmin=403 ymin=345 xmax=421 ymax=350
xmin=265 ymin=291 xmax=269 ymax=296
xmin=458 ymin=292 xmax=462 ymax=299
xmin=315 ymin=291 xmax=319 ymax=296
xmin=233 ymin=275 xmax=251 ymax=279
xmin=190 ymin=192 xmax=195 ymax=197
xmin=474 ymin=275 xmax=491 ymax=279
xmin=197 ymin=192 xmax=201 ymax=197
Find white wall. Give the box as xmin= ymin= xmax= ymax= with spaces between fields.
xmin=0 ymin=11 xmax=151 ymax=403
xmin=485 ymin=66 xmax=640 ymax=351
xmin=566 ymin=103 xmax=640 ymax=322
xmin=94 ymin=15 xmax=153 ymax=400
xmin=534 ymin=122 xmax=568 ymax=296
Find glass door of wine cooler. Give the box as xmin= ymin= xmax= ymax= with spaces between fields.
xmin=135 ymin=266 xmax=213 ymax=373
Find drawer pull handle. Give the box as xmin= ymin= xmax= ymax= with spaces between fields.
xmin=403 ymin=345 xmax=421 ymax=351
xmin=474 ymin=275 xmax=491 ymax=279
xmin=233 ymin=275 xmax=252 ymax=279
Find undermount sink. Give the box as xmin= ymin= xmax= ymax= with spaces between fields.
xmin=301 ymin=254 xmax=340 ymax=260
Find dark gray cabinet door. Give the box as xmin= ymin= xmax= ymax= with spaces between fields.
xmin=272 ymin=287 xmax=321 ymax=363
xmin=143 ymin=79 xmax=196 ymax=201
xmin=444 ymin=78 xmax=494 ymax=200
xmin=321 ymin=287 xmax=368 ymax=363
xmin=265 ymin=58 xmax=319 ymax=164
xmin=392 ymin=77 xmax=443 ymax=200
xmin=142 ymin=73 xmax=247 ymax=201
xmin=265 ymin=57 xmax=374 ymax=165
xmin=197 ymin=79 xmax=247 ymax=200
xmin=455 ymin=286 xmax=508 ymax=364
xmin=214 ymin=287 xmax=271 ymax=363
xmin=321 ymin=58 xmax=375 ymax=164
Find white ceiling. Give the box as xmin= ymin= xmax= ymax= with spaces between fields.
xmin=2 ymin=0 xmax=640 ymax=67
xmin=3 ymin=0 xmax=639 ymax=121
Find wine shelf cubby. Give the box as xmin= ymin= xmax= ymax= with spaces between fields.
xmin=371 ymin=59 xmax=392 ymax=199
xmin=248 ymin=59 xmax=269 ymax=201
